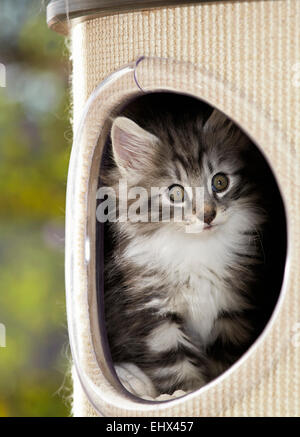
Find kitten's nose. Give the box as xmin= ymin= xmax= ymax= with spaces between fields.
xmin=204 ymin=205 xmax=216 ymax=225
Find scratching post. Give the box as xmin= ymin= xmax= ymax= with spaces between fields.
xmin=47 ymin=0 xmax=300 ymax=416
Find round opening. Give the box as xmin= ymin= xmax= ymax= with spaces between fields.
xmin=95 ymin=91 xmax=287 ymax=401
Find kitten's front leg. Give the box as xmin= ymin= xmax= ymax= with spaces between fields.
xmin=143 ymin=316 xmax=207 ymax=395
xmin=115 ymin=316 xmax=206 ymax=397
xmin=206 ymin=311 xmax=254 ymax=380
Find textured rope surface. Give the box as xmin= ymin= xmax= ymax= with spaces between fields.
xmin=71 ymin=0 xmax=300 ymax=416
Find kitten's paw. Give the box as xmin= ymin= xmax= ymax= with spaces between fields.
xmin=115 ymin=363 xmax=158 ymax=399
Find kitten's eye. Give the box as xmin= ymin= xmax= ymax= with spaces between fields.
xmin=168 ymin=184 xmax=185 ymax=203
xmin=212 ymin=173 xmax=229 ymax=193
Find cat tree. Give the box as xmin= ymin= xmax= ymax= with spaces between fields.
xmin=47 ymin=0 xmax=300 ymax=416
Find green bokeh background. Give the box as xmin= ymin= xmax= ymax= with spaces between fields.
xmin=0 ymin=0 xmax=71 ymax=416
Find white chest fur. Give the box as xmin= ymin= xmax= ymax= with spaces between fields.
xmin=124 ymin=226 xmax=241 ymax=346
xmin=173 ymin=274 xmax=227 ymax=344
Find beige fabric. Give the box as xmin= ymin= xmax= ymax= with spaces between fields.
xmin=70 ymin=0 xmax=300 ymax=416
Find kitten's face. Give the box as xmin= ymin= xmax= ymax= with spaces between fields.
xmin=110 ymin=109 xmax=265 ymax=237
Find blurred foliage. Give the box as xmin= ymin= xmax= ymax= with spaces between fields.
xmin=0 ymin=0 xmax=71 ymax=416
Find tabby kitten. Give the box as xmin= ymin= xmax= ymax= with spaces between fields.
xmin=100 ymin=93 xmax=278 ymax=398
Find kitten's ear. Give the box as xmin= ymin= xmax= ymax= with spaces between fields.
xmin=203 ymin=109 xmax=250 ymax=149
xmin=203 ymin=109 xmax=234 ymax=134
xmin=111 ymin=117 xmax=159 ymax=173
